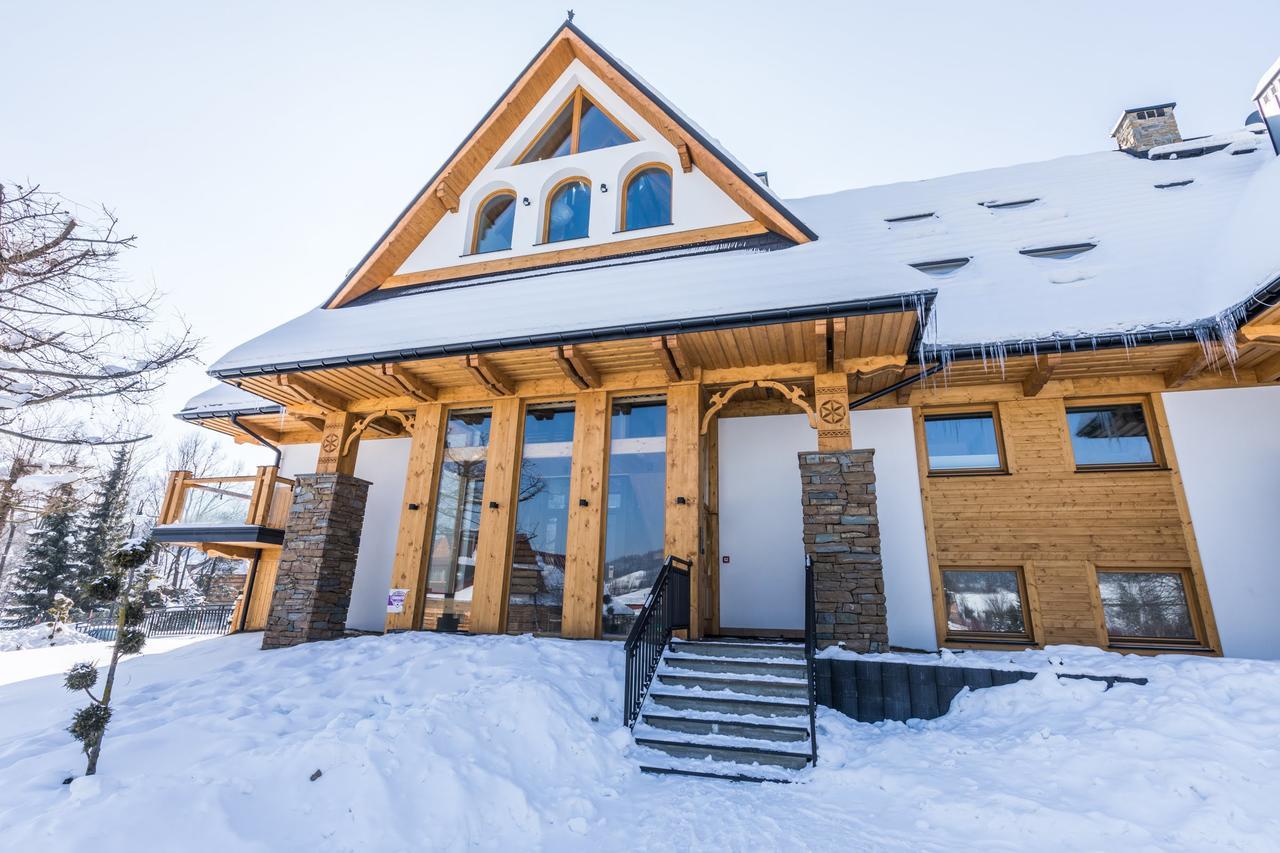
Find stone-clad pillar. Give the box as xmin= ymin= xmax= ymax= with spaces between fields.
xmin=798 ymin=449 xmax=887 ymax=652
xmin=262 ymin=472 xmax=371 ymax=649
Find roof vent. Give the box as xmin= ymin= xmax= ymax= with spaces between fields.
xmin=910 ymin=258 xmax=971 ymax=276
xmin=884 ymin=212 xmax=935 ymax=224
xmin=980 ymin=198 xmax=1038 ymax=210
xmin=1110 ymin=103 xmax=1181 ymax=155
xmin=1020 ymin=242 xmax=1097 ymax=259
xmin=1154 ymin=179 xmax=1194 ymax=189
xmin=753 ymin=171 xmax=770 ymax=187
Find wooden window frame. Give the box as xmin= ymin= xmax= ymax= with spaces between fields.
xmin=1090 ymin=565 xmax=1210 ymax=651
xmin=1063 ymin=395 xmax=1165 ymax=472
xmin=515 ymin=87 xmax=637 ymax=166
xmin=620 ymin=162 xmax=674 ymax=232
xmin=921 ymin=405 xmax=1009 ymax=476
xmin=468 ymin=189 xmax=517 ymax=256
xmin=541 ymin=176 xmax=592 ymax=245
xmin=939 ymin=565 xmax=1035 ymax=645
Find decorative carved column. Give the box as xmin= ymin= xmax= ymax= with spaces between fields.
xmin=813 ymin=372 xmax=852 ymax=451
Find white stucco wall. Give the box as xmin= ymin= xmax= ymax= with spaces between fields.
xmin=851 ymin=408 xmax=936 ymax=651
xmin=1162 ymin=387 xmax=1280 ymax=660
xmin=272 ymin=439 xmax=410 ymax=634
xmin=396 ymin=58 xmax=751 ymax=274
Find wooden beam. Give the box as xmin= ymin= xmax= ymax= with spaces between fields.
xmin=664 ymin=335 xmax=693 ymax=379
xmin=385 ymin=403 xmax=446 ymax=632
xmin=1238 ymin=323 xmax=1280 ymax=345
xmin=1164 ymin=349 xmax=1211 ymax=389
xmin=664 ymin=382 xmax=703 ymax=639
xmin=844 ymin=353 xmax=908 ymax=378
xmin=289 ymin=411 xmax=326 ymax=432
xmin=553 ymin=346 xmax=590 ymax=390
xmin=830 ymin=318 xmax=847 ymax=373
xmin=380 ymin=364 xmax=438 ymax=401
xmin=464 ymin=354 xmax=514 ymax=396
xmin=198 ymin=543 xmax=260 ymax=561
xmin=652 ymin=337 xmax=682 ymax=382
xmin=814 ymin=319 xmax=831 ymax=374
xmin=435 ymin=174 xmax=460 ymax=213
xmin=676 ymin=142 xmax=692 ymax=173
xmin=562 ymin=390 xmax=610 ymax=638
xmin=562 ymin=345 xmax=601 ymax=388
xmin=469 ymin=397 xmax=523 ymax=633
xmin=274 ymin=374 xmax=348 ymax=413
xmin=1256 ymin=351 xmax=1280 ymax=383
xmin=1022 ymin=354 xmax=1061 ymax=397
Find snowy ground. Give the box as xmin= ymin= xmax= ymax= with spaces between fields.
xmin=0 ymin=633 xmax=1277 ymax=852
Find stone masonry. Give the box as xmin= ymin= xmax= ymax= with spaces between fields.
xmin=262 ymin=472 xmax=371 ymax=650
xmin=798 ymin=449 xmax=888 ymax=652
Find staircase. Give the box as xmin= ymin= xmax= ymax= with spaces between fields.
xmin=631 ymin=638 xmax=817 ymax=782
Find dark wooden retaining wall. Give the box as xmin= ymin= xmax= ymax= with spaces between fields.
xmin=816 ymin=658 xmax=1146 ymax=724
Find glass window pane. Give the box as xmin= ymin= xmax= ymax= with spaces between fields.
xmin=1066 ymin=404 xmax=1155 ymax=466
xmin=942 ymin=570 xmax=1026 ymax=635
xmin=424 ymin=411 xmax=491 ymax=631
xmin=517 ymin=100 xmax=574 ymax=163
xmin=577 ymin=96 xmax=631 ymax=153
xmin=545 ymin=180 xmax=590 ymax=243
xmin=924 ymin=413 xmax=1001 ymax=471
xmin=1098 ymin=571 xmax=1196 ymax=641
xmin=602 ymin=400 xmax=667 ymax=639
xmin=623 ymin=167 xmax=672 ymax=231
xmin=473 ymin=194 xmax=515 ymax=254
xmin=506 ymin=406 xmax=575 ymax=635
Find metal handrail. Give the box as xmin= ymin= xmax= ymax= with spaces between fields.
xmin=622 ymin=555 xmax=691 ymax=727
xmin=804 ymin=554 xmax=818 ymax=764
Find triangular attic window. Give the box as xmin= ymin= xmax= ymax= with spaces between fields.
xmin=516 ymin=87 xmax=634 ymax=164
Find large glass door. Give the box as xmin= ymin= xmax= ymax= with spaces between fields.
xmin=423 ymin=410 xmax=491 ymax=631
xmin=505 ymin=404 xmax=575 ymax=635
xmin=601 ymin=399 xmax=667 ymax=638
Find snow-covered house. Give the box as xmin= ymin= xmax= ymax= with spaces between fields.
xmin=157 ymin=22 xmax=1280 ymax=662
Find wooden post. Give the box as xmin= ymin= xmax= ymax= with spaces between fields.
xmin=814 ymin=372 xmax=852 ymax=451
xmin=664 ymin=382 xmax=703 ymax=639
xmin=385 ymin=404 xmax=446 ymax=632
xmin=159 ymin=470 xmax=191 ymax=525
xmin=469 ymin=397 xmax=523 ymax=634
xmin=562 ymin=390 xmax=610 ymax=638
xmin=316 ymin=411 xmax=361 ymax=476
xmin=246 ymin=466 xmax=279 ymax=526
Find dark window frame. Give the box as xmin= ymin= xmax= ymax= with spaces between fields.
xmin=940 ymin=566 xmax=1035 ymax=645
xmin=1094 ymin=566 xmax=1207 ymax=649
xmin=1064 ymin=397 xmax=1163 ymax=472
xmin=922 ymin=407 xmax=1008 ymax=476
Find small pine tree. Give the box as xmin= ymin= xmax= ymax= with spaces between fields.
xmin=14 ymin=482 xmax=82 ymax=616
xmin=65 ymin=537 xmax=154 ymax=778
xmin=76 ymin=448 xmax=131 ymax=602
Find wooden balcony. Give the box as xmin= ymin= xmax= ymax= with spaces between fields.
xmin=152 ymin=466 xmax=294 ymax=559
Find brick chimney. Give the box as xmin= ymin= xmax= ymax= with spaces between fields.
xmin=1110 ymin=103 xmax=1181 ymax=154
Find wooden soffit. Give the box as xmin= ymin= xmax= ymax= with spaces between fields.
xmin=323 ymin=22 xmax=814 ymax=309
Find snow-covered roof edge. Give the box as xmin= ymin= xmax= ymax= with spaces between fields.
xmin=178 ymin=384 xmax=282 ymax=420
xmin=1253 ymin=55 xmax=1280 ymax=100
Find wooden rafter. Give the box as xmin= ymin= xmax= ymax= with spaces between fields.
xmin=1022 ymin=354 xmax=1061 ymax=397
xmin=552 ymin=345 xmax=602 ymax=390
xmin=1238 ymin=323 xmax=1280 ymax=345
xmin=289 ymin=411 xmax=326 ymax=432
xmin=1164 ymin=348 xmax=1213 ymax=389
xmin=380 ymin=364 xmax=438 ymax=401
xmin=563 ymin=345 xmax=600 ymax=388
xmin=273 ymin=374 xmax=347 ymax=413
xmin=830 ymin=318 xmax=847 ymax=373
xmin=464 ymin=354 xmax=514 ymax=396
xmin=1255 ymin=351 xmax=1280 ymax=383
xmin=844 ymin=354 xmax=908 ymax=378
xmin=664 ymin=335 xmax=693 ymax=379
xmin=651 ymin=337 xmax=682 ymax=382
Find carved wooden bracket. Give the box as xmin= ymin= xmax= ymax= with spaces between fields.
xmin=699 ymin=380 xmax=818 ymax=434
xmin=341 ymin=409 xmax=416 ymax=456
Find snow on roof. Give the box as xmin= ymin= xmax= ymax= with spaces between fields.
xmin=1254 ymin=55 xmax=1280 ymax=101
xmin=209 ymin=131 xmax=1280 ymax=377
xmin=178 ymin=384 xmax=282 ymax=418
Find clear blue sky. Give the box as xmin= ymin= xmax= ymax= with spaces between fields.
xmin=3 ymin=0 xmax=1277 ymax=465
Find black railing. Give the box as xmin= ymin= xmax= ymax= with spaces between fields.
xmin=804 ymin=554 xmax=818 ymax=764
xmin=75 ymin=604 xmax=234 ymax=641
xmin=623 ymin=555 xmax=691 ymax=727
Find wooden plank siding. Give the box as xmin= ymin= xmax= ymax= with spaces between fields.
xmin=913 ymin=393 xmax=1222 ymax=653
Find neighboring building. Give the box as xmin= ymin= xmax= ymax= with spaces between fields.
xmin=156 ymin=23 xmax=1280 ymax=661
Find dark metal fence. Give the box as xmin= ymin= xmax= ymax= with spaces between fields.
xmin=803 ymin=556 xmax=818 ymax=764
xmin=74 ymin=604 xmax=234 ymax=641
xmin=623 ymin=555 xmax=690 ymax=727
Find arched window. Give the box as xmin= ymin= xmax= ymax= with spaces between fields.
xmin=471 ymin=191 xmax=516 ymax=254
xmin=544 ymin=178 xmax=591 ymax=243
xmin=621 ymin=165 xmax=673 ymax=231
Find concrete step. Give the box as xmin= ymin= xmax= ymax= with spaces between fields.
xmin=655 ymin=671 xmax=809 ymax=700
xmin=640 ymin=712 xmax=810 ymax=743
xmin=634 ymin=737 xmax=811 ymax=771
xmin=638 ymin=764 xmax=795 ymax=783
xmin=670 ymin=640 xmax=805 ymax=661
xmin=662 ymin=654 xmax=808 ymax=679
xmin=648 ymin=690 xmax=808 ymax=719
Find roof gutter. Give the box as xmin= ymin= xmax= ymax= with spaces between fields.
xmin=210 ymin=291 xmax=938 ymax=380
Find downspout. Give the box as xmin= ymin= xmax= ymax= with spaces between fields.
xmin=847 ymin=362 xmax=944 ymax=411
xmin=230 ymin=414 xmax=282 ymax=468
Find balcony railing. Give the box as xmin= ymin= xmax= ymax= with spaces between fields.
xmin=157 ymin=466 xmax=294 ymax=531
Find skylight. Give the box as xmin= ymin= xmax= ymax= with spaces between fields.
xmin=1154 ymin=179 xmax=1194 ymax=189
xmin=884 ymin=212 xmax=935 ymax=224
xmin=910 ymin=258 xmax=971 ymax=276
xmin=980 ymin=198 xmax=1039 ymax=210
xmin=1020 ymin=243 xmax=1097 ymax=260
